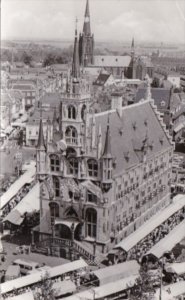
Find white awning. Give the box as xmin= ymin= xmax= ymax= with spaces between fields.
xmin=93 ymin=260 xmax=140 ymax=285
xmin=145 ymin=220 xmax=185 ymax=259
xmin=3 ymin=210 xmax=24 ymax=225
xmin=81 ymin=180 xmax=102 ymax=198
xmin=165 ymin=262 xmax=185 ymax=275
xmin=114 ymin=194 xmax=185 ymax=252
xmin=1 ymin=259 xmax=87 ymax=295
xmin=52 ymin=280 xmax=76 ymax=297
xmin=0 ymin=163 xmax=36 ymax=210
xmin=3 ymin=183 xmax=40 ymax=224
xmin=6 ymin=292 xmax=34 ymax=300
xmin=155 ymin=281 xmax=185 ymax=299
xmin=61 ymin=275 xmax=139 ymax=300
xmin=55 ymin=219 xmax=79 ymax=230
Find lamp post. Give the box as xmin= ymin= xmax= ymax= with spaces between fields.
xmin=71 ymin=223 xmax=75 ymax=261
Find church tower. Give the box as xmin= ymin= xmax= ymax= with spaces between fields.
xmin=126 ymin=37 xmax=136 ymax=79
xmin=79 ymin=0 xmax=94 ymax=67
xmin=59 ymin=22 xmax=91 ymax=158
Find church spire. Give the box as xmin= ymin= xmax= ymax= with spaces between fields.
xmin=102 ymin=114 xmax=112 ymax=158
xmin=131 ymin=37 xmax=135 ymax=57
xmin=72 ymin=18 xmax=80 ymax=79
xmin=37 ymin=101 xmax=45 ymax=149
xmin=83 ymin=0 xmax=91 ymax=36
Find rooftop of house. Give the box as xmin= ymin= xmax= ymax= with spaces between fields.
xmin=36 ymin=93 xmax=61 ymax=107
xmin=93 ymin=73 xmax=112 ymax=86
xmin=135 ymin=87 xmax=171 ymax=110
xmin=12 ymin=84 xmax=36 ymax=91
xmin=92 ymin=100 xmax=172 ymax=175
xmin=27 ymin=108 xmax=54 ymax=125
xmin=94 ymin=55 xmax=131 ymax=68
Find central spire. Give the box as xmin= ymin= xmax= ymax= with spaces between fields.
xmin=71 ymin=18 xmax=80 ymax=80
xmin=83 ymin=0 xmax=91 ymax=36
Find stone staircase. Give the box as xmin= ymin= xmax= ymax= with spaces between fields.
xmin=33 ymin=237 xmax=103 ymax=266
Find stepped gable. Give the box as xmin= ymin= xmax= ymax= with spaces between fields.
xmin=93 ymin=100 xmax=172 ymax=175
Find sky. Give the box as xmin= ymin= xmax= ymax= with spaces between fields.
xmin=1 ymin=0 xmax=185 ymax=44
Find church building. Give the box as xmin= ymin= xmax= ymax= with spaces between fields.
xmin=34 ymin=23 xmax=174 ymax=256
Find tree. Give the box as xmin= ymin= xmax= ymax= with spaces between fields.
xmin=22 ymin=51 xmax=33 ymax=66
xmin=34 ymin=272 xmax=56 ymax=300
xmin=43 ymin=53 xmax=56 ymax=67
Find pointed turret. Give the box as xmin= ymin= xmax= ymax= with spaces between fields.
xmin=37 ymin=119 xmax=46 ymax=149
xmin=102 ymin=114 xmax=112 ymax=158
xmin=83 ymin=0 xmax=91 ymax=36
xmin=72 ymin=19 xmax=80 ymax=80
xmin=101 ymin=114 xmax=113 ymax=192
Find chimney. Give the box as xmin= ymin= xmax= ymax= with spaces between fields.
xmin=111 ymin=91 xmax=123 ymax=117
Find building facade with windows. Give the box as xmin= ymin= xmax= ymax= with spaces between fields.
xmin=35 ymin=27 xmax=174 ymax=254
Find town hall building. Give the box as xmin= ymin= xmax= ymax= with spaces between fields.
xmin=34 ymin=22 xmax=174 ymax=257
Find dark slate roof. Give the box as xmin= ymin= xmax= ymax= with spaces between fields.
xmin=94 ymin=101 xmax=172 ymax=175
xmin=135 ymin=88 xmax=171 ymax=110
xmin=93 ymin=73 xmax=111 ymax=86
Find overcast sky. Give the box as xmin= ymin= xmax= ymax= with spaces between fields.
xmin=1 ymin=0 xmax=185 ymax=44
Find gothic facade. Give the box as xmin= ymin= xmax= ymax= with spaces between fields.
xmin=35 ymin=5 xmax=173 ymax=255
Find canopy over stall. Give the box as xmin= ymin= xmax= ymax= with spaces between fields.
xmin=154 ymin=281 xmax=185 ymax=300
xmin=164 ymin=262 xmax=185 ymax=275
xmin=145 ymin=220 xmax=185 ymax=259
xmin=61 ymin=275 xmax=140 ymax=300
xmin=0 ymin=162 xmax=36 ymax=210
xmin=1 ymin=259 xmax=87 ymax=295
xmin=6 ymin=292 xmax=34 ymax=300
xmin=93 ymin=260 xmax=140 ymax=285
xmin=3 ymin=183 xmax=39 ymax=225
xmin=52 ymin=280 xmax=76 ymax=297
xmin=114 ymin=195 xmax=185 ymax=252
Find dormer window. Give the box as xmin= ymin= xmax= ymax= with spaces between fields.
xmin=132 ymin=122 xmax=137 ymax=130
xmin=124 ymin=151 xmax=130 ymax=162
xmin=144 ymin=119 xmax=148 ymax=126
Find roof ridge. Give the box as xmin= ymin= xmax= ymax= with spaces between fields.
xmin=95 ymin=100 xmax=150 ymax=118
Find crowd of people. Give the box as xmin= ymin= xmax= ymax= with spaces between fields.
xmin=127 ymin=207 xmax=185 ymax=262
xmin=1 ymin=181 xmax=35 ymax=219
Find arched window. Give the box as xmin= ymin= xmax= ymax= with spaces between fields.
xmin=86 ymin=208 xmax=97 ymax=238
xmin=87 ymin=159 xmax=98 ymax=177
xmin=68 ymin=105 xmax=76 ymax=119
xmin=49 ymin=202 xmax=59 ymax=218
xmin=68 ymin=157 xmax=78 ymax=175
xmin=50 ymin=154 xmax=60 ymax=172
xmin=65 ymin=126 xmax=78 ymax=145
xmin=53 ymin=177 xmax=60 ymax=197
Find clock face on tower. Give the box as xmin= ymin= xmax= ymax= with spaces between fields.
xmin=84 ymin=16 xmax=89 ymax=22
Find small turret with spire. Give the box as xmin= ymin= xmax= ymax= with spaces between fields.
xmin=101 ymin=114 xmax=113 ymax=192
xmin=36 ymin=105 xmax=46 ymax=180
xmin=72 ymin=18 xmax=80 ymax=81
